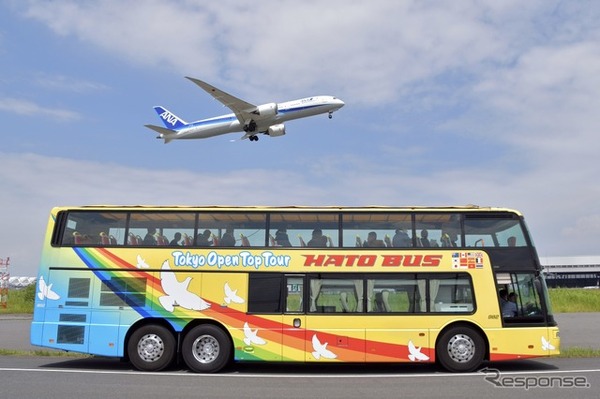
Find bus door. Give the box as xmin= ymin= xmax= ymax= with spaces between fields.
xmin=303 ymin=275 xmax=367 ymax=362
xmin=282 ymin=275 xmax=306 ymax=361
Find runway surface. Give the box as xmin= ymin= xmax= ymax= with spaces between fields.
xmin=1 ymin=313 xmax=598 ymax=398
xmin=0 ymin=357 xmax=598 ymax=399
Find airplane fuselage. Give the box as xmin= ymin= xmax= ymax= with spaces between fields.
xmin=175 ymin=96 xmax=343 ymax=140
xmin=146 ymin=77 xmax=344 ymax=143
xmin=171 ymin=96 xmax=344 ymax=140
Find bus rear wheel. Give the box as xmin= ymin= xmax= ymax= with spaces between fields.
xmin=127 ymin=325 xmax=176 ymax=372
xmin=182 ymin=325 xmax=231 ymax=373
xmin=436 ymin=326 xmax=485 ymax=372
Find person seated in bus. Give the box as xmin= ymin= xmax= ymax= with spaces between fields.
xmin=196 ymin=229 xmax=213 ymax=247
xmin=169 ymin=232 xmax=182 ymax=246
xmin=307 ymin=228 xmax=328 ymax=247
xmin=143 ymin=228 xmax=157 ymax=246
xmin=419 ymin=229 xmax=431 ymax=247
xmin=220 ymin=228 xmax=236 ymax=247
xmin=507 ymin=236 xmax=517 ymax=247
xmin=392 ymin=228 xmax=411 ymax=247
xmin=275 ymin=228 xmax=292 ymax=247
xmin=363 ymin=231 xmax=385 ymax=247
xmin=440 ymin=231 xmax=457 ymax=247
xmin=502 ymin=292 xmax=519 ymax=317
xmin=499 ymin=288 xmax=508 ymax=307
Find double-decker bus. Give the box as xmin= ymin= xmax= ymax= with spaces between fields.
xmin=31 ymin=205 xmax=559 ymax=373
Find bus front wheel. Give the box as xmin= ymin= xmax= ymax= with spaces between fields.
xmin=127 ymin=324 xmax=176 ymax=372
xmin=182 ymin=325 xmax=231 ymax=373
xmin=436 ymin=326 xmax=485 ymax=372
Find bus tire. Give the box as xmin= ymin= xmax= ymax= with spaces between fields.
xmin=127 ymin=324 xmax=176 ymax=372
xmin=182 ymin=324 xmax=231 ymax=373
xmin=436 ymin=325 xmax=485 ymax=372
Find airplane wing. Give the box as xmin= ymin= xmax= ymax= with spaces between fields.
xmin=185 ymin=77 xmax=257 ymax=126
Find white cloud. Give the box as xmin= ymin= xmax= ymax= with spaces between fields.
xmin=34 ymin=73 xmax=109 ymax=93
xmin=0 ymin=97 xmax=80 ymax=120
xmin=2 ymin=150 xmax=599 ymax=275
xmin=4 ymin=0 xmax=600 ymax=274
xmin=17 ymin=1 xmax=547 ymax=102
xmin=473 ymin=41 xmax=600 ymax=150
xmin=563 ymin=214 xmax=600 ymax=241
xmin=22 ymin=0 xmax=222 ymax=80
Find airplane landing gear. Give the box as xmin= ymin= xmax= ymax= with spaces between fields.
xmin=249 ymin=135 xmax=259 ymax=142
xmin=328 ymin=112 xmax=333 ymax=119
xmin=244 ymin=120 xmax=257 ymax=132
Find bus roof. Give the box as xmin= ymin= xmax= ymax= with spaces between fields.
xmin=50 ymin=205 xmax=523 ymax=215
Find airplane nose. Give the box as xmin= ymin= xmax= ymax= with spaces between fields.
xmin=335 ymin=98 xmax=345 ymax=108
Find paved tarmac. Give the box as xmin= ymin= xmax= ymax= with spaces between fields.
xmin=2 ymin=314 xmax=598 ymax=399
xmin=1 ymin=356 xmax=598 ymax=399
xmin=0 ymin=313 xmax=598 ymax=351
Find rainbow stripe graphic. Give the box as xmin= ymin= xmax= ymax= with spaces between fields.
xmin=69 ymin=248 xmax=421 ymax=363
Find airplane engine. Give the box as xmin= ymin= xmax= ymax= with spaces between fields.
xmin=253 ymin=102 xmax=278 ymax=117
xmin=267 ymin=124 xmax=286 ymax=137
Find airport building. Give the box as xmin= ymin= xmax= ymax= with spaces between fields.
xmin=7 ymin=276 xmax=37 ymax=289
xmin=540 ymin=256 xmax=600 ymax=288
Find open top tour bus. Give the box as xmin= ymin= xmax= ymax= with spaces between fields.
xmin=31 ymin=205 xmax=559 ymax=372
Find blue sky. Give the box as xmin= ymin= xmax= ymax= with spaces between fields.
xmin=1 ymin=1 xmax=599 ymax=276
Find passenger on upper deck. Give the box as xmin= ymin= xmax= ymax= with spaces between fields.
xmin=275 ymin=229 xmax=292 ymax=247
xmin=392 ymin=228 xmax=411 ymax=247
xmin=419 ymin=229 xmax=430 ymax=247
xmin=363 ymin=231 xmax=385 ymax=247
xmin=169 ymin=232 xmax=182 ymax=246
xmin=220 ymin=228 xmax=236 ymax=247
xmin=143 ymin=228 xmax=157 ymax=246
xmin=307 ymin=228 xmax=328 ymax=247
xmin=196 ymin=229 xmax=213 ymax=247
xmin=441 ymin=231 xmax=458 ymax=247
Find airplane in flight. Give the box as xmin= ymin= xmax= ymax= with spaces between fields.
xmin=145 ymin=77 xmax=345 ymax=143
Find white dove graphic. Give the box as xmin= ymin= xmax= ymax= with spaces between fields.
xmin=224 ymin=282 xmax=245 ymax=305
xmin=408 ymin=340 xmax=429 ymax=361
xmin=243 ymin=322 xmax=266 ymax=346
xmin=136 ymin=255 xmax=150 ymax=269
xmin=541 ymin=336 xmax=555 ymax=351
xmin=311 ymin=334 xmax=337 ymax=360
xmin=37 ymin=276 xmax=60 ymax=301
xmin=158 ymin=260 xmax=211 ymax=312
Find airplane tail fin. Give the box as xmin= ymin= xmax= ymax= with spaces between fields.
xmin=153 ymin=106 xmax=188 ymax=130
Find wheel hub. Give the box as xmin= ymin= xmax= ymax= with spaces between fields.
xmin=447 ymin=334 xmax=475 ymax=363
xmin=192 ymin=335 xmax=220 ymax=364
xmin=137 ymin=334 xmax=165 ymax=362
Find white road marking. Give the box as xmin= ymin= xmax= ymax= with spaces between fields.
xmin=0 ymin=367 xmax=599 ymax=379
